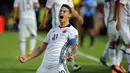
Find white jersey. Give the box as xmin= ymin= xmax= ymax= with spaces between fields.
xmin=13 ymin=0 xmax=39 ymax=20
xmin=104 ymin=0 xmax=116 ymax=26
xmin=120 ymin=0 xmax=130 ymax=15
xmin=42 ymin=24 xmax=78 ymax=66
xmin=46 ymin=0 xmax=74 ymax=28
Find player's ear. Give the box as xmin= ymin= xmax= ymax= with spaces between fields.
xmin=68 ymin=13 xmax=72 ymax=18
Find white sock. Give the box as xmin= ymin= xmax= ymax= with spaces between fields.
xmin=126 ymin=47 xmax=130 ymax=71
xmin=20 ymin=40 xmax=26 ymax=55
xmin=115 ymin=45 xmax=125 ymax=66
xmin=71 ymin=60 xmax=76 ymax=67
xmin=109 ymin=48 xmax=116 ymax=66
xmin=102 ymin=41 xmax=110 ymax=58
xmin=30 ymin=36 xmax=37 ymax=51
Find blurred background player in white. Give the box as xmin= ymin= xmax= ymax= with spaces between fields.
xmin=39 ymin=0 xmax=83 ymax=72
xmin=100 ymin=0 xmax=120 ymax=68
xmin=19 ymin=4 xmax=78 ymax=73
xmin=112 ymin=0 xmax=130 ymax=73
xmin=13 ymin=0 xmax=40 ymax=55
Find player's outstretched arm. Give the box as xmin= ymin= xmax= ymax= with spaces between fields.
xmin=19 ymin=43 xmax=47 ymax=63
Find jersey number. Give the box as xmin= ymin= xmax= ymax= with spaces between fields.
xmin=22 ymin=0 xmax=31 ymax=11
xmin=52 ymin=34 xmax=58 ymax=40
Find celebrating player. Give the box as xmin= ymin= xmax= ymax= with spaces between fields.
xmin=19 ymin=4 xmax=79 ymax=73
xmin=39 ymin=0 xmax=82 ymax=71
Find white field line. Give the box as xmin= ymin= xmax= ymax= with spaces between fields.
xmin=77 ymin=51 xmax=100 ymax=62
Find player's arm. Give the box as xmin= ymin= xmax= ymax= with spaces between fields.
xmin=13 ymin=6 xmax=19 ymax=21
xmin=13 ymin=0 xmax=19 ymax=22
xmin=71 ymin=8 xmax=83 ymax=25
xmin=116 ymin=0 xmax=127 ymax=30
xmin=67 ymin=38 xmax=78 ymax=61
xmin=40 ymin=7 xmax=50 ymax=28
xmin=113 ymin=0 xmax=120 ymax=21
xmin=40 ymin=0 xmax=54 ymax=28
xmin=20 ymin=42 xmax=48 ymax=63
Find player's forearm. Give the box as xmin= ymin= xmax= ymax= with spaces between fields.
xmin=13 ymin=7 xmax=18 ymax=21
xmin=41 ymin=8 xmax=49 ymax=24
xmin=27 ymin=43 xmax=47 ymax=60
xmin=117 ymin=4 xmax=124 ymax=23
xmin=71 ymin=8 xmax=83 ymax=24
xmin=70 ymin=44 xmax=78 ymax=56
xmin=113 ymin=0 xmax=119 ymax=21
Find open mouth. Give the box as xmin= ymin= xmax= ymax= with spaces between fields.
xmin=60 ymin=16 xmax=64 ymax=19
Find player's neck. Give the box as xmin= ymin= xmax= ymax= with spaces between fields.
xmin=60 ymin=21 xmax=69 ymax=28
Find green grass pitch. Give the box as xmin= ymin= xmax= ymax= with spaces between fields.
xmin=0 ymin=31 xmax=128 ymax=73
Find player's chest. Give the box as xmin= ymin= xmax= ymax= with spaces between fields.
xmin=50 ymin=29 xmax=69 ymax=41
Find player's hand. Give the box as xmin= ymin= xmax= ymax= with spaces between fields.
xmin=116 ymin=21 xmax=120 ymax=31
xmin=67 ymin=55 xmax=75 ymax=62
xmin=39 ymin=23 xmax=46 ymax=29
xmin=19 ymin=55 xmax=28 ymax=63
xmin=12 ymin=20 xmax=17 ymax=25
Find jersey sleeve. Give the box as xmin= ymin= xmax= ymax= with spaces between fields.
xmin=120 ymin=0 xmax=128 ymax=5
xmin=68 ymin=29 xmax=78 ymax=45
xmin=13 ymin=0 xmax=20 ymax=7
xmin=67 ymin=0 xmax=74 ymax=8
xmin=43 ymin=29 xmax=53 ymax=44
xmin=45 ymin=0 xmax=54 ymax=9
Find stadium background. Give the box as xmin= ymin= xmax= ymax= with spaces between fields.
xmin=0 ymin=0 xmax=128 ymax=73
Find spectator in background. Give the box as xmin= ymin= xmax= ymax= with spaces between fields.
xmin=80 ymin=0 xmax=97 ymax=48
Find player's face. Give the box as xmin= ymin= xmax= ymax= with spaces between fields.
xmin=59 ymin=7 xmax=72 ymax=23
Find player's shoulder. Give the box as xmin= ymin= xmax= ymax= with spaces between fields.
xmin=68 ymin=25 xmax=78 ymax=33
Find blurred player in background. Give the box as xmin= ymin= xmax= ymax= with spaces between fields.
xmin=80 ymin=0 xmax=97 ymax=48
xmin=13 ymin=0 xmax=40 ymax=55
xmin=19 ymin=4 xmax=78 ymax=73
xmin=39 ymin=0 xmax=83 ymax=72
xmin=100 ymin=0 xmax=120 ymax=68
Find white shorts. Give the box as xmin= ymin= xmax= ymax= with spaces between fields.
xmin=107 ymin=21 xmax=119 ymax=41
xmin=119 ymin=13 xmax=130 ymax=45
xmin=18 ymin=19 xmax=37 ymax=40
xmin=36 ymin=63 xmax=69 ymax=73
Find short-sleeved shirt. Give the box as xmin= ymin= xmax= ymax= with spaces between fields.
xmin=82 ymin=0 xmax=97 ymax=16
xmin=120 ymin=0 xmax=130 ymax=15
xmin=42 ymin=24 xmax=78 ymax=66
xmin=45 ymin=0 xmax=74 ymax=28
xmin=13 ymin=0 xmax=39 ymax=20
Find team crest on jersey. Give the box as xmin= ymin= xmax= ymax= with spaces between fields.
xmin=63 ymin=29 xmax=67 ymax=33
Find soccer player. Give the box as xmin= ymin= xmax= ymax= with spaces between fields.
xmin=100 ymin=0 xmax=120 ymax=67
xmin=13 ymin=0 xmax=40 ymax=55
xmin=19 ymin=4 xmax=78 ymax=73
xmin=39 ymin=0 xmax=82 ymax=71
xmin=80 ymin=0 xmax=97 ymax=48
xmin=112 ymin=0 xmax=130 ymax=73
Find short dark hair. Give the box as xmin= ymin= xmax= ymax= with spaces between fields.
xmin=61 ymin=4 xmax=72 ymax=13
